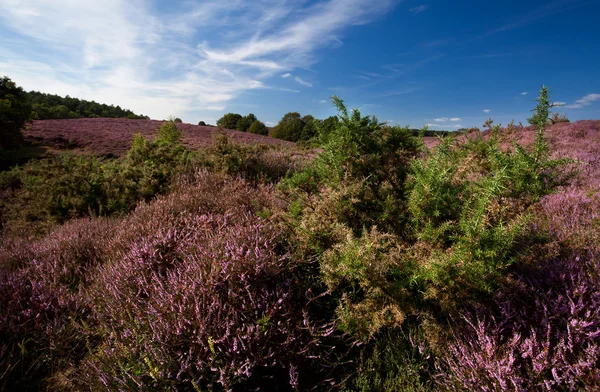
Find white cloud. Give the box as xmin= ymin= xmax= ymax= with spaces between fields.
xmin=294 ymin=76 xmax=313 ymax=87
xmin=453 ymin=124 xmax=463 ymax=128
xmin=483 ymin=109 xmax=491 ymax=113
xmin=425 ymin=123 xmax=445 ymax=128
xmin=521 ymin=92 xmax=528 ymax=95
xmin=319 ymin=99 xmax=327 ymax=104
xmin=281 ymin=73 xmax=292 ymax=78
xmin=553 ymin=101 xmax=566 ymax=106
xmin=565 ymin=93 xmax=600 ymax=109
xmin=0 ymin=0 xmax=396 ymax=120
xmin=410 ymin=5 xmax=430 ymax=14
xmin=265 ymin=121 xmax=275 ymax=126
xmin=434 ymin=117 xmax=461 ymax=123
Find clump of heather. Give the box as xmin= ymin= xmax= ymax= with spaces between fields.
xmin=74 ymin=212 xmax=337 ymax=390
xmin=0 ymin=218 xmax=116 ymax=390
xmin=436 ymin=249 xmax=600 ymax=391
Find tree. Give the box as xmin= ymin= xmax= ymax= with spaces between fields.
xmin=270 ymin=112 xmax=306 ymax=142
xmin=198 ymin=121 xmax=206 ymax=126
xmin=236 ymin=113 xmax=258 ymax=132
xmin=174 ymin=118 xmax=183 ymax=123
xmin=300 ymin=114 xmax=318 ymax=141
xmin=217 ymin=113 xmax=242 ymax=129
xmin=0 ymin=76 xmax=31 ymax=149
xmin=247 ymin=120 xmax=268 ymax=135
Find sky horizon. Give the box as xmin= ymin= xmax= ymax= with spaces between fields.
xmin=1 ymin=0 xmax=599 ymax=130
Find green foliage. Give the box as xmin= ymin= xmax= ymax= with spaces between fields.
xmin=236 ymin=113 xmax=258 ymax=132
xmin=25 ymin=89 xmax=148 ymax=119
xmin=156 ymin=119 xmax=184 ymax=145
xmin=247 ymin=119 xmax=268 ymax=135
xmin=0 ymin=122 xmax=190 ymax=236
xmin=216 ymin=112 xmax=242 ymax=129
xmin=173 ymin=117 xmax=183 ymax=123
xmin=343 ymin=330 xmax=433 ymax=392
xmin=195 ymin=132 xmax=297 ymax=183
xmin=198 ymin=121 xmax=206 ymax=126
xmin=270 ymin=112 xmax=306 ymax=141
xmin=283 ymin=93 xmax=566 ymax=344
xmin=0 ymin=76 xmax=31 ymax=149
xmin=527 ymin=85 xmax=553 ymax=127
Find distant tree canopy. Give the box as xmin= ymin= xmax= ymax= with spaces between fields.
xmin=247 ymin=120 xmax=268 ymax=136
xmin=25 ymin=90 xmax=149 ymax=120
xmin=0 ymin=76 xmax=31 ymax=149
xmin=217 ymin=113 xmax=243 ymax=129
xmin=174 ymin=118 xmax=183 ymax=123
xmin=198 ymin=121 xmax=206 ymax=126
xmin=270 ymin=112 xmax=306 ymax=142
xmin=236 ymin=113 xmax=257 ymax=133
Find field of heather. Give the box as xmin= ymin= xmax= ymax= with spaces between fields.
xmin=24 ymin=118 xmax=294 ymax=156
xmin=1 ymin=97 xmax=599 ymax=391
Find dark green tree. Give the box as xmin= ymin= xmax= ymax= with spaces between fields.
xmin=236 ymin=113 xmax=258 ymax=132
xmin=300 ymin=114 xmax=319 ymax=141
xmin=0 ymin=76 xmax=31 ymax=149
xmin=198 ymin=121 xmax=207 ymax=126
xmin=270 ymin=112 xmax=306 ymax=142
xmin=174 ymin=118 xmax=183 ymax=123
xmin=216 ymin=113 xmax=242 ymax=129
xmin=247 ymin=120 xmax=268 ymax=135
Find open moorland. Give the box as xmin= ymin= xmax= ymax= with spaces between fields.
xmin=25 ymin=118 xmax=294 ymax=156
xmin=1 ymin=80 xmax=599 ymax=391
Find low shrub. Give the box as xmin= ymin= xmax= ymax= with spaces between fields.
xmin=0 ymin=218 xmax=116 ymax=391
xmin=436 ymin=249 xmax=600 ymax=391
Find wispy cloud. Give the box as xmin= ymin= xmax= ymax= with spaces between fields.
xmin=281 ymin=73 xmax=292 ymax=78
xmin=450 ymin=117 xmax=461 ymax=121
xmin=482 ymin=0 xmax=594 ymax=37
xmin=521 ymin=92 xmax=528 ymax=95
xmin=553 ymin=101 xmax=566 ymax=106
xmin=483 ymin=109 xmax=492 ymax=113
xmin=294 ymin=76 xmax=313 ymax=87
xmin=0 ymin=0 xmax=397 ymax=121
xmin=565 ymin=93 xmax=600 ymax=109
xmin=410 ymin=5 xmax=430 ymax=14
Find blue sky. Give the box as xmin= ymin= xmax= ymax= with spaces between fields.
xmin=1 ymin=0 xmax=599 ymax=129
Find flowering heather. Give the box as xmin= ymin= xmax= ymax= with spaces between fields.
xmin=24 ymin=118 xmax=294 ymax=156
xmin=75 ymin=212 xmax=337 ymax=390
xmin=436 ymin=250 xmax=600 ymax=391
xmin=0 ymin=218 xmax=116 ymax=390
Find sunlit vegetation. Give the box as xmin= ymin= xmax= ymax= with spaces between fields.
xmin=1 ymin=80 xmax=599 ymax=391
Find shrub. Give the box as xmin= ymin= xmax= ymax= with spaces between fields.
xmin=62 ymin=173 xmax=343 ymax=390
xmin=195 ymin=133 xmax=299 ymax=183
xmin=551 ymin=112 xmax=570 ymax=124
xmin=435 ymin=250 xmax=600 ymax=391
xmin=198 ymin=120 xmax=206 ymax=126
xmin=0 ymin=218 xmax=115 ymax=391
xmin=0 ymin=121 xmax=190 ymax=236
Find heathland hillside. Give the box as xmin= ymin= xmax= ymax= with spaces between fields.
xmin=1 ymin=84 xmax=599 ymax=391
xmin=25 ymin=118 xmax=294 ymax=156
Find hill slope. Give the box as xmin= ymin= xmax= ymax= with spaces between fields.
xmin=24 ymin=118 xmax=295 ymax=156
